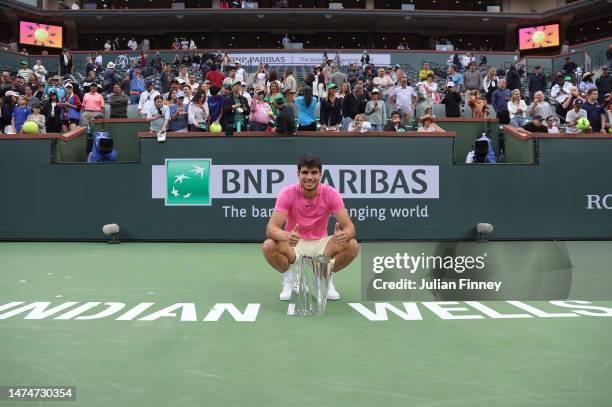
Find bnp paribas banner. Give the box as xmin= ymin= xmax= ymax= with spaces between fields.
xmin=151 ymin=159 xmax=438 ymax=223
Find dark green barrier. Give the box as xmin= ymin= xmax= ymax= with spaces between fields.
xmin=0 ymin=132 xmax=611 ymax=241
xmin=91 ymin=119 xmax=149 ymax=162
xmin=52 ymin=128 xmax=88 ymax=163
xmin=502 ymin=126 xmax=537 ymax=164
xmin=436 ymin=119 xmax=499 ymax=163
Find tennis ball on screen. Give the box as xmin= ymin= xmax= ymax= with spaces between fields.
xmin=34 ymin=29 xmax=48 ymax=42
xmin=532 ymin=31 xmax=545 ymax=45
xmin=22 ymin=121 xmax=40 ymax=134
xmin=576 ymin=117 xmax=590 ymax=131
xmin=210 ymin=122 xmax=222 ymax=133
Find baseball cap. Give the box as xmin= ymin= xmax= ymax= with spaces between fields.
xmin=563 ymin=76 xmax=573 ymax=81
xmin=176 ymin=91 xmax=185 ymax=98
xmin=64 ymin=83 xmax=73 ymax=88
xmin=371 ymin=88 xmax=380 ymax=94
xmin=394 ymin=64 xmax=401 ymax=68
xmin=326 ymin=83 xmax=338 ymax=90
xmin=232 ymin=80 xmax=241 ymax=86
xmin=5 ymin=91 xmax=19 ymax=97
xmin=386 ymin=65 xmax=392 ymax=70
xmin=273 ymin=94 xmax=285 ymax=104
xmin=20 ymin=60 xmax=27 ymax=65
xmin=222 ymin=83 xmax=232 ymax=90
xmin=446 ymin=81 xmax=455 ymax=87
xmin=574 ymin=99 xmax=583 ymax=106
xmin=532 ymin=115 xmax=543 ymax=121
xmin=203 ymin=80 xmax=211 ymax=84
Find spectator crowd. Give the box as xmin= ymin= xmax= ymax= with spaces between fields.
xmin=1 ymin=49 xmax=610 ymax=143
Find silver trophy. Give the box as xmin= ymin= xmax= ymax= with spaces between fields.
xmin=288 ymin=255 xmax=334 ymax=317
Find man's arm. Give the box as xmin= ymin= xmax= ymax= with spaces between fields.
xmin=334 ymin=208 xmax=356 ymax=246
xmin=266 ymin=210 xmax=300 ymax=246
xmin=600 ymin=113 xmax=606 ymax=134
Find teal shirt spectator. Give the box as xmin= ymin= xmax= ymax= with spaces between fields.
xmin=295 ymin=95 xmax=318 ymax=126
xmin=45 ymin=83 xmax=65 ymax=100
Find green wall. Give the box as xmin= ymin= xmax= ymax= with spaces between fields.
xmin=0 ymin=134 xmax=610 ymax=242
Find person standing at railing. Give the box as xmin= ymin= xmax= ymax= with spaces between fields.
xmin=364 ymin=88 xmax=386 ymax=131
xmin=32 ymin=60 xmax=47 ymax=84
xmin=508 ymin=89 xmax=527 ymax=128
xmin=463 ymin=62 xmax=482 ymax=93
xmin=81 ymin=82 xmax=105 ymax=128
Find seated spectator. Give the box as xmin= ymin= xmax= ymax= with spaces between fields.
xmin=516 ymin=115 xmax=548 ymax=134
xmin=383 ymin=111 xmax=406 ymax=132
xmin=467 ymin=90 xmax=488 ymax=119
xmin=294 ymin=85 xmax=317 ymax=131
xmin=529 ymin=91 xmax=553 ymax=121
xmin=1 ymin=91 xmax=17 ymax=133
xmin=441 ymin=82 xmax=461 ymax=118
xmin=88 ymin=132 xmax=117 ymax=163
xmin=348 ymin=113 xmax=369 ymax=132
xmin=417 ymin=115 xmax=444 ymax=132
xmin=364 ymin=88 xmax=386 ymax=131
xmin=25 ymin=103 xmax=46 ymax=133
xmin=273 ymin=95 xmax=295 ymax=135
xmin=12 ymin=96 xmax=31 ymax=133
xmin=545 ymin=116 xmax=559 ymax=134
xmin=579 ymin=72 xmax=597 ymax=95
xmin=43 ymin=91 xmax=62 ymax=133
xmin=466 ymin=134 xmax=496 ymax=164
xmin=508 ymin=89 xmax=527 ymax=127
xmin=169 ymin=92 xmax=189 ymax=132
xmin=187 ymin=92 xmax=209 ymax=131
xmin=147 ymin=95 xmax=170 ymax=134
xmin=417 ymin=105 xmax=435 ymax=127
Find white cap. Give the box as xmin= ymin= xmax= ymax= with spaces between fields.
xmin=446 ymin=81 xmax=455 ymax=87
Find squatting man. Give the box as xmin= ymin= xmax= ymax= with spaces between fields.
xmin=262 ymin=154 xmax=360 ymax=300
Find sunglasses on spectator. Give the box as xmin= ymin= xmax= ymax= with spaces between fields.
xmin=257 ymin=91 xmax=265 ymax=96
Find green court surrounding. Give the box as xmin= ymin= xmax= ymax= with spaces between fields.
xmin=1 ymin=242 xmax=611 ymax=407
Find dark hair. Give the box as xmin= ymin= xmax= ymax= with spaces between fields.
xmin=297 ymin=154 xmax=322 ymax=172
xmin=302 ymin=85 xmax=313 ymax=107
xmin=268 ymin=69 xmax=278 ymax=82
xmin=587 ymin=88 xmax=598 ymax=96
xmin=209 ymin=85 xmax=220 ymax=96
xmin=153 ymin=95 xmax=163 ymax=102
xmin=391 ymin=110 xmax=401 ymax=118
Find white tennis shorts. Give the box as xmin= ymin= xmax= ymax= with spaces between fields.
xmin=293 ymin=236 xmax=334 ymax=260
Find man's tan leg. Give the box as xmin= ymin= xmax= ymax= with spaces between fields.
xmin=262 ymin=238 xmax=296 ymax=273
xmin=323 ymin=237 xmax=359 ymax=272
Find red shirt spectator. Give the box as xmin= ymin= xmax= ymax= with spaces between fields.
xmin=205 ymin=68 xmax=226 ymax=89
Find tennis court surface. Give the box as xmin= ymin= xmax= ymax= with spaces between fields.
xmin=1 ymin=241 xmax=611 ymax=407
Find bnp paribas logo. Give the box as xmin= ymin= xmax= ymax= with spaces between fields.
xmin=165 ymin=159 xmax=211 ymax=206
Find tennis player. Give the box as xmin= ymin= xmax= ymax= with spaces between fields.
xmin=262 ymin=154 xmax=359 ymax=300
